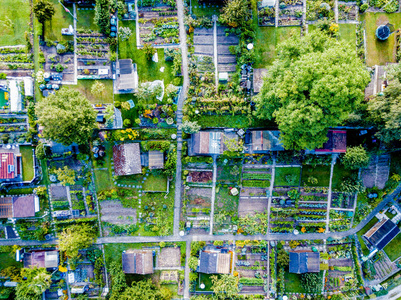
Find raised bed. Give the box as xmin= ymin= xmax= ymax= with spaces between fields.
xmin=278 ymin=0 xmax=303 ymax=26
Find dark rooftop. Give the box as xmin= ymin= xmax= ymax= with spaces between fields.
xmin=119 ymin=59 xmax=133 ymax=75
xmin=289 ymin=252 xmax=320 ymax=274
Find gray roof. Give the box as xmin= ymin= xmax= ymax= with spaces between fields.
xmin=199 ymin=251 xmax=231 ymax=274
xmin=289 ymin=252 xmax=320 ymax=274
xmin=113 ymin=143 xmax=142 ymax=176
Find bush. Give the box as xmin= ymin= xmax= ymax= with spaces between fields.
xmin=123 ymin=119 xmax=131 ymax=127
xmin=152 ymin=117 xmax=158 ymax=124
xmin=141 ymin=140 xmax=170 ymax=151
xmin=342 ymin=145 xmax=370 ymax=170
xmin=0 ymin=73 xmax=6 ymax=80
xmin=360 ymin=3 xmax=368 ymax=12
xmin=55 ymin=63 xmax=65 ymax=72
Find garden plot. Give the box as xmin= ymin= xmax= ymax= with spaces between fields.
xmin=306 ymin=0 xmax=335 ymax=22
xmin=70 ymin=185 xmax=87 ymax=216
xmin=216 ymin=27 xmax=239 ymax=73
xmin=274 ymin=167 xmax=301 ymax=187
xmin=0 ymin=46 xmax=34 ymax=77
xmin=236 ymin=256 xmax=267 ymax=293
xmin=0 ymin=115 xmax=29 ymax=143
xmin=338 ymin=2 xmax=358 ymax=22
xmin=242 ymin=168 xmax=272 ymax=189
xmin=76 ymin=33 xmax=112 ymax=79
xmin=372 ymin=252 xmax=398 ymax=280
xmin=193 ymin=28 xmax=214 ymax=57
xmin=278 ymin=0 xmax=303 ymax=26
xmin=158 ymin=247 xmax=181 ymax=268
xmin=243 ymin=154 xmax=273 ymax=166
xmin=182 ymin=187 xmax=212 ymax=233
xmin=138 ymin=4 xmax=179 ymax=46
xmin=326 ymin=258 xmax=355 ymax=291
xmin=192 ymin=55 xmax=215 ymax=74
xmin=217 ymin=159 xmax=242 ymax=184
xmin=331 ymin=192 xmax=354 ymax=209
xmin=0 ymin=0 xmax=31 ymax=47
xmin=100 ymin=200 xmax=137 ymax=225
xmin=258 ymin=3 xmax=275 ymax=26
xmin=50 ymin=185 xmax=70 ymax=212
xmin=41 ymin=42 xmax=75 ymax=83
xmin=214 ymin=186 xmax=239 ymax=233
xmin=329 ymin=209 xmax=353 ymax=232
xmin=185 ymin=170 xmax=213 ymax=187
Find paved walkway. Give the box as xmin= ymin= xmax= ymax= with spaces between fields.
xmin=325 ymin=155 xmax=337 ymax=232
xmin=73 ymin=4 xmax=77 ymax=84
xmin=209 ymin=156 xmax=218 ymax=234
xmin=183 ymin=240 xmax=191 ymax=299
xmin=212 ymin=15 xmax=218 ymax=89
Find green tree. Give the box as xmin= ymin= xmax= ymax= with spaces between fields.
xmin=35 ymin=142 xmax=46 ymax=160
xmin=219 ymin=0 xmax=251 ymax=28
xmin=91 ymin=80 xmax=105 ymax=99
xmin=211 ymin=274 xmax=239 ymax=299
xmin=53 ymin=166 xmax=76 ymax=186
xmin=256 ymin=30 xmax=370 ymax=150
xmin=35 ymin=89 xmax=97 ymax=145
xmin=118 ymin=279 xmax=165 ymax=300
xmin=16 ymin=267 xmax=51 ymax=300
xmin=180 ymin=120 xmax=201 ymax=134
xmin=33 ymin=0 xmax=55 ymax=36
xmin=341 ymin=145 xmax=370 ymax=170
xmin=143 ymin=43 xmax=156 ymax=60
xmin=95 ymin=0 xmax=111 ymax=35
xmin=367 ymin=76 xmax=401 ymax=144
xmin=109 ymin=261 xmax=128 ymax=300
xmin=58 ymin=224 xmax=96 ymax=259
xmin=277 ymin=249 xmax=290 ymax=269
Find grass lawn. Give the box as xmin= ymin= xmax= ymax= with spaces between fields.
xmin=274 ymin=167 xmax=301 ymax=187
xmin=104 ymin=243 xmax=143 ymax=265
xmin=357 ymin=216 xmax=378 ymax=256
xmin=20 ymin=146 xmax=34 ymax=181
xmin=0 ymin=0 xmax=31 ymax=46
xmin=360 ymin=12 xmax=401 ymax=66
xmin=215 ymin=186 xmax=239 ymax=215
xmin=192 ymin=0 xmax=220 ymax=17
xmin=143 ymin=174 xmax=168 ymax=192
xmin=332 ymin=163 xmax=358 ymax=191
xmin=284 ymin=271 xmax=306 ymax=293
xmin=339 ymin=24 xmax=356 ymax=45
xmin=64 ymin=80 xmax=114 ymax=104
xmin=77 ymin=8 xmax=99 ymax=31
xmin=0 ymin=252 xmax=22 ymax=271
xmin=196 ymin=273 xmax=215 ymax=291
xmin=385 ymin=210 xmax=395 ymax=220
xmin=119 ymin=21 xmax=181 ymax=85
xmin=94 ymin=169 xmax=113 ymax=191
xmin=384 ymin=232 xmax=401 ymax=261
xmin=43 ymin=0 xmax=74 ymax=42
xmin=301 ymin=165 xmax=331 ymax=187
xmin=253 ymin=26 xmax=301 ymax=68
xmin=39 ymin=159 xmax=50 ymax=186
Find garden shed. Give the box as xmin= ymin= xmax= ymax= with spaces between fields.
xmin=24 ymin=250 xmax=59 ymax=270
xmin=190 ymin=131 xmax=238 ymax=156
xmin=23 ymin=78 xmax=33 ymax=97
xmin=117 ymin=59 xmax=138 ymax=92
xmin=199 ymin=250 xmax=231 ymax=274
xmin=0 ymin=194 xmax=38 ymax=219
xmin=310 ymin=130 xmax=347 ymax=154
xmin=249 ymin=130 xmax=284 ymax=152
xmin=113 ymin=143 xmax=142 ymax=176
xmin=289 ymin=251 xmax=320 ymax=274
xmin=122 ymin=249 xmax=154 ymax=275
xmin=364 ymin=218 xmax=400 ymax=250
xmin=148 ymin=151 xmax=164 ymax=169
xmin=0 ymin=149 xmax=22 ymax=181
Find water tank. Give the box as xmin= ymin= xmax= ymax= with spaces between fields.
xmin=376 ymin=25 xmax=390 ymax=41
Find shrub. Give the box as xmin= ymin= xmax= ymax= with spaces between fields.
xmin=123 ymin=119 xmax=131 ymax=127
xmin=0 ymin=73 xmax=6 ymax=80
xmin=84 ymin=69 xmax=90 ymax=75
xmin=360 ymin=3 xmax=368 ymax=12
xmin=55 ymin=63 xmax=65 ymax=72
xmin=152 ymin=117 xmax=159 ymax=124
xmin=342 ymin=145 xmax=370 ymax=170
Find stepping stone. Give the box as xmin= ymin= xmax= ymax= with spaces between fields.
xmin=139 ymin=194 xmax=142 ymax=197
xmin=142 ymin=181 xmax=144 ymax=183
xmin=194 ymin=5 xmax=197 ymax=8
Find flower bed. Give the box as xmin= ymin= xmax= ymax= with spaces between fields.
xmin=306 ymin=0 xmax=335 ymax=22
xmin=138 ymin=6 xmax=179 ymax=45
xmin=278 ymin=1 xmax=303 ymax=26
xmin=368 ymin=0 xmax=398 ymax=12
xmin=0 ymin=125 xmax=27 ymax=132
xmin=338 ymin=3 xmax=358 ymax=21
xmin=258 ymin=6 xmax=275 ymax=26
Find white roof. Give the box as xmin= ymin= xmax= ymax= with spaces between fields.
xmin=99 ymin=69 xmax=108 ymax=75
xmin=23 ymin=78 xmax=33 ymax=97
xmin=260 ymin=0 xmax=276 ymax=7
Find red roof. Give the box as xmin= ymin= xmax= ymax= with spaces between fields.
xmin=0 ymin=153 xmax=15 ymax=179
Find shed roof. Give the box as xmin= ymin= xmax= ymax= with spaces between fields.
xmin=24 ymin=250 xmax=59 ymax=269
xmin=122 ymin=250 xmax=153 ymax=274
xmin=113 ymin=143 xmax=142 ymax=176
xmin=364 ymin=219 xmax=400 ymax=250
xmin=0 ymin=153 xmax=15 ymax=180
xmin=199 ymin=251 xmax=231 ymax=274
xmin=0 ymin=196 xmax=13 ymax=218
xmin=289 ymin=252 xmax=320 ymax=274
xmin=148 ymin=151 xmax=164 ymax=169
xmin=12 ymin=195 xmax=36 ymax=218
xmin=251 ymin=130 xmax=284 ymax=151
xmin=315 ymin=130 xmax=347 ymax=153
xmin=118 ymin=59 xmax=136 ymax=91
xmin=191 ymin=131 xmax=238 ymax=155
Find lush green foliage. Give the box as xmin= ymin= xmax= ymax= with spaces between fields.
xmin=341 ymin=146 xmax=370 ymax=170
xmin=256 ymin=31 xmax=370 ymax=150
xmin=58 ymin=224 xmax=96 ymax=259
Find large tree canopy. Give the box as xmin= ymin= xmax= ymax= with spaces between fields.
xmin=367 ymin=65 xmax=401 ymax=144
xmin=33 ymin=0 xmax=55 ymax=24
xmin=16 ymin=267 xmax=51 ymax=300
xmin=255 ymin=31 xmax=370 ymax=150
xmin=58 ymin=224 xmax=96 ymax=259
xmin=36 ymin=89 xmax=97 ymax=145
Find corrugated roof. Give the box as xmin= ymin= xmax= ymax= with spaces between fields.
xmin=289 ymin=252 xmax=320 ymax=274
xmin=13 ymin=195 xmax=35 ymax=218
xmin=119 ymin=59 xmax=133 ymax=75
xmin=113 ymin=143 xmax=141 ymax=176
xmin=0 ymin=197 xmax=13 ymax=218
xmin=122 ymin=250 xmax=153 ymax=274
xmin=0 ymin=153 xmax=15 ymax=179
xmin=148 ymin=151 xmax=164 ymax=169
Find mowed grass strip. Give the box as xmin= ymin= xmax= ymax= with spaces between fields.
xmin=0 ymin=0 xmax=31 ymax=46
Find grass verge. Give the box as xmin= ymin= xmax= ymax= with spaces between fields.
xmin=20 ymin=146 xmax=34 ymax=181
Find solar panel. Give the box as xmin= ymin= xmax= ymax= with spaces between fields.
xmin=376 ymin=227 xmax=400 ymax=250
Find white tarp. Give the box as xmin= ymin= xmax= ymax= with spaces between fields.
xmin=23 ymin=78 xmax=33 ymax=96
xmin=260 ymin=0 xmax=276 ymax=7
xmin=9 ymin=80 xmax=21 ymax=112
